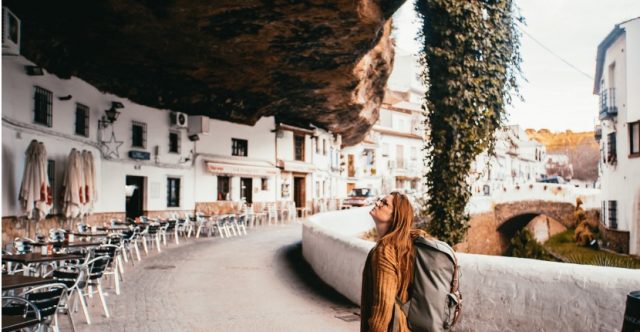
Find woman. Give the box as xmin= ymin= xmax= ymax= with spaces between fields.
xmin=361 ymin=192 xmax=426 ymax=332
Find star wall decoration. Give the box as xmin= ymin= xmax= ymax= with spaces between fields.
xmin=101 ymin=130 xmax=124 ymax=159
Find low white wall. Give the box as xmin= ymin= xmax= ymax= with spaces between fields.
xmin=302 ymin=208 xmax=640 ymax=331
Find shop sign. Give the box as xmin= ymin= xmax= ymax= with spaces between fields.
xmin=206 ymin=162 xmax=278 ymax=177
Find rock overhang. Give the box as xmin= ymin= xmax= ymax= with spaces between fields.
xmin=5 ymin=0 xmax=407 ymax=145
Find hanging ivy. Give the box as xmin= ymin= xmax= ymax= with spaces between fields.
xmin=415 ymin=0 xmax=523 ymax=245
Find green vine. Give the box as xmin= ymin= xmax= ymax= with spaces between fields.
xmin=415 ymin=0 xmax=523 ymax=245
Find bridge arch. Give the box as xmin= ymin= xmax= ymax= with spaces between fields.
xmin=494 ymin=201 xmax=576 ymax=240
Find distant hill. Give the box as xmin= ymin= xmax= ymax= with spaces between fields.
xmin=525 ymin=129 xmax=599 ymax=181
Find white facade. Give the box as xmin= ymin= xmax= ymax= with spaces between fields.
xmin=470 ymin=125 xmax=547 ymax=196
xmin=594 ymin=17 xmax=640 ymax=255
xmin=2 ymin=55 xmax=195 ymax=218
xmin=342 ymin=50 xmax=427 ymax=197
xmin=193 ymin=117 xmax=279 ymax=205
xmin=275 ymin=123 xmax=343 ymax=212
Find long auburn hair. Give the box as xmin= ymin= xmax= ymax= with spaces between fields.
xmin=378 ymin=192 xmax=414 ymax=296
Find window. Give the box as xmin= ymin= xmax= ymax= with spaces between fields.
xmin=47 ymin=160 xmax=55 ymax=213
xmin=607 ymin=132 xmax=616 ymax=163
xmin=75 ymin=103 xmax=89 ymax=137
xmin=323 ymin=139 xmax=327 ymax=156
xmin=294 ymin=135 xmax=305 ymax=161
xmin=316 ymin=138 xmax=321 ymax=154
xmin=396 ymin=145 xmax=405 ymax=169
xmin=382 ymin=143 xmax=389 ymax=156
xmin=34 ymin=86 xmax=52 ymax=127
xmin=600 ymin=201 xmax=606 ymax=225
xmin=217 ymin=176 xmax=230 ymax=200
xmin=232 ymin=138 xmax=248 ymax=156
xmin=167 ymin=177 xmax=180 ymax=207
xmin=411 ymin=146 xmax=417 ymax=160
xmin=608 ymin=200 xmax=617 ymax=229
xmin=169 ymin=131 xmax=180 ymax=154
xmin=261 ymin=178 xmax=269 ymax=191
xmin=630 ymin=121 xmax=640 ymax=156
xmin=132 ymin=121 xmax=147 ymax=148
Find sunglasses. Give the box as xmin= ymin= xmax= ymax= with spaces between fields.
xmin=376 ymin=197 xmax=390 ymax=208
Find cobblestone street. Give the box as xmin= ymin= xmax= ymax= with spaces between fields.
xmin=69 ymin=224 xmax=359 ymax=332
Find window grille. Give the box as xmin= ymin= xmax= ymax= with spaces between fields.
xmin=232 ymin=138 xmax=248 ymax=156
xmin=608 ymin=200 xmax=617 ymax=229
xmin=169 ymin=131 xmax=180 ymax=153
xmin=34 ymin=86 xmax=52 ymax=127
xmin=75 ymin=103 xmax=89 ymax=137
xmin=132 ymin=121 xmax=147 ymax=148
xmin=607 ymin=132 xmax=616 ymax=163
xmin=167 ymin=177 xmax=180 ymax=207
xmin=294 ymin=135 xmax=305 ymax=161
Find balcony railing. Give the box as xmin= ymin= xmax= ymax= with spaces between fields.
xmin=599 ymin=88 xmax=618 ymax=120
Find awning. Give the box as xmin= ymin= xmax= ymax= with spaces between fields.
xmin=205 ymin=161 xmax=279 ymax=177
xmin=279 ymin=160 xmax=316 ymax=173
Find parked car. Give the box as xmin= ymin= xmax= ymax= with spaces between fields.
xmin=537 ymin=176 xmax=567 ymax=184
xmin=343 ymin=188 xmax=379 ymax=207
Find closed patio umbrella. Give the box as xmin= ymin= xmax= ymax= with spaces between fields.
xmin=82 ymin=150 xmax=97 ymax=213
xmin=62 ymin=148 xmax=85 ymax=218
xmin=18 ymin=139 xmax=52 ymax=221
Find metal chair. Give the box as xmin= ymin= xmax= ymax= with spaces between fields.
xmin=19 ymin=283 xmax=69 ymax=332
xmin=45 ymin=265 xmax=91 ymax=327
xmin=2 ymin=296 xmax=42 ymax=332
xmin=79 ymin=256 xmax=111 ymax=318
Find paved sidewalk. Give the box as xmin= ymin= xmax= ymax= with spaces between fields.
xmin=68 ymin=223 xmax=360 ymax=331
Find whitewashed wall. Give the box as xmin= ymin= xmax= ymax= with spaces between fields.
xmin=192 ymin=116 xmax=278 ymax=203
xmin=302 ymin=208 xmax=640 ymax=332
xmin=2 ymin=55 xmax=194 ymax=216
xmin=598 ymin=19 xmax=640 ymax=255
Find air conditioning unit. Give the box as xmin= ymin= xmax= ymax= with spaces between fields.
xmin=170 ymin=112 xmax=188 ymax=128
xmin=188 ymin=115 xmax=210 ymax=135
xmin=2 ymin=7 xmax=20 ymax=55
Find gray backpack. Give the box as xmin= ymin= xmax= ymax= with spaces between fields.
xmin=392 ymin=236 xmax=462 ymax=331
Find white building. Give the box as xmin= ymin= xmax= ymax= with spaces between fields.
xmin=193 ymin=116 xmax=279 ymax=206
xmin=2 ymin=53 xmax=196 ymax=225
xmin=341 ymin=49 xmax=427 ymax=196
xmin=593 ymin=17 xmax=640 ymax=255
xmin=470 ymin=125 xmax=547 ymax=196
xmin=275 ymin=122 xmax=342 ymax=214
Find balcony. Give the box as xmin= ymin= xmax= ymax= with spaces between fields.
xmin=599 ymin=88 xmax=618 ymax=120
xmin=594 ymin=125 xmax=602 ymax=141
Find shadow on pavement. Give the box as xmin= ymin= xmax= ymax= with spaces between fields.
xmin=278 ymin=241 xmax=357 ymax=308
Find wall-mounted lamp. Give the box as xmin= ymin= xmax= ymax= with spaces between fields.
xmin=58 ymin=95 xmax=72 ymax=101
xmin=188 ymin=134 xmax=199 ymax=142
xmin=98 ymin=101 xmax=124 ymax=129
xmin=25 ymin=65 xmax=44 ymax=76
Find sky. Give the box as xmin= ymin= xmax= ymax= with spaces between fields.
xmin=391 ymin=0 xmax=640 ymax=133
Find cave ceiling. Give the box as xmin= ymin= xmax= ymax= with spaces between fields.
xmin=5 ymin=0 xmax=406 ymax=145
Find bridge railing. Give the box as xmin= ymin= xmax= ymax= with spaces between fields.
xmin=302 ymin=207 xmax=638 ymax=332
xmin=470 ymin=182 xmax=600 ymax=211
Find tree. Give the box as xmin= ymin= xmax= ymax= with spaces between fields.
xmin=416 ymin=0 xmax=522 ymax=245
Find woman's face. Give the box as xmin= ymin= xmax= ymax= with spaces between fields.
xmin=370 ymin=194 xmax=394 ymax=238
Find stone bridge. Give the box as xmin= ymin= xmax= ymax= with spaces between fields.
xmin=494 ymin=200 xmax=576 ymax=237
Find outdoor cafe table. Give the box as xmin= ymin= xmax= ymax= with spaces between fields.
xmin=32 ymin=241 xmax=103 ymax=249
xmin=2 ymin=253 xmax=83 ymax=266
xmin=2 ymin=275 xmax=54 ymax=291
xmin=96 ymin=225 xmax=130 ymax=231
xmin=67 ymin=232 xmax=109 ymax=237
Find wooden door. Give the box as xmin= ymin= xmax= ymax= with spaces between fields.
xmin=294 ymin=176 xmax=306 ymax=209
